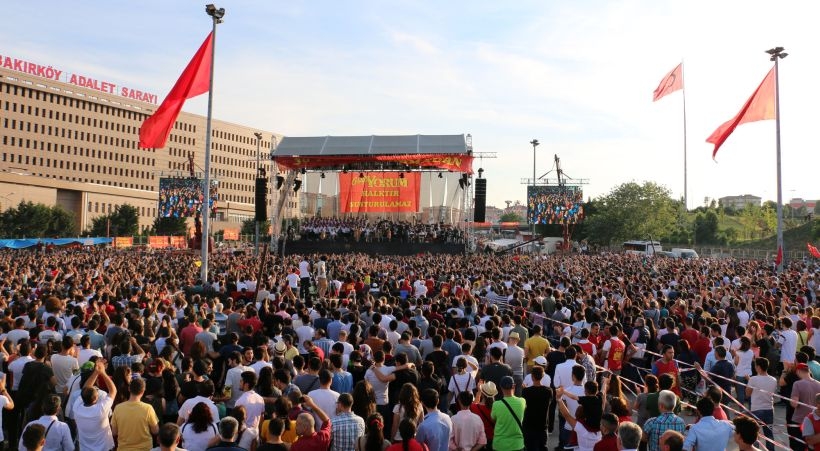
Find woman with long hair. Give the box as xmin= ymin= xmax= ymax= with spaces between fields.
xmin=112 ymin=366 xmax=132 ymax=407
xmin=391 ymin=384 xmax=423 ymax=442
xmin=181 ymin=402 xmax=219 ymax=451
xmin=356 ymin=413 xmax=390 ymax=451
xmin=231 ymin=405 xmax=259 ymax=451
xmin=633 ymin=374 xmax=658 ymax=427
xmin=352 ymin=379 xmax=377 ymax=422
xmin=256 ymin=366 xmax=278 ymax=412
xmin=447 ymin=357 xmax=475 ymax=411
xmin=470 ymin=382 xmax=496 ymax=449
xmin=161 ymin=368 xmax=181 ymax=423
xmin=733 ymin=336 xmax=754 ymax=405
xmin=675 ymin=339 xmax=699 ymax=406
xmin=604 ymin=374 xmax=627 ymax=414
xmin=385 ymin=418 xmax=426 ymax=451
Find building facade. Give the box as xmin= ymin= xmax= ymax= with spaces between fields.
xmin=718 ymin=194 xmax=762 ymax=210
xmin=0 ymin=65 xmax=299 ymax=236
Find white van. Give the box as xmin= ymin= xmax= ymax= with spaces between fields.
xmin=623 ymin=240 xmax=662 ymax=256
xmin=671 ymin=248 xmax=699 ymax=259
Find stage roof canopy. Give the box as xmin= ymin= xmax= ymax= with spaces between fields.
xmin=273 ymin=135 xmax=468 ymax=156
xmin=272 ymin=134 xmax=473 ymax=173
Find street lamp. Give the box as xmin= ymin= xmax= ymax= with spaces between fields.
xmin=767 ymin=46 xmax=787 ymax=272
xmin=200 ymin=3 xmax=225 ymax=284
xmin=530 ymin=139 xmax=540 ymax=241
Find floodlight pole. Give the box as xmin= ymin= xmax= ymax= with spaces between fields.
xmin=769 ymin=47 xmax=787 ymax=273
xmin=254 ymin=132 xmax=263 ymax=257
xmin=200 ymin=4 xmax=224 ymax=284
xmin=530 ymin=139 xmax=539 ymax=242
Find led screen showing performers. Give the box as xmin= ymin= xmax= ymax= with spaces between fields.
xmin=527 ymin=186 xmax=585 ymax=225
xmin=157 ymin=178 xmax=219 ymax=218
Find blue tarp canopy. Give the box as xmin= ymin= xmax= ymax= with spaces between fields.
xmin=0 ymin=238 xmax=112 ymax=249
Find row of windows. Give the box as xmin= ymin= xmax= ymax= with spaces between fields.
xmin=87 ymin=202 xmax=156 ymax=218
xmin=3 ymin=118 xmax=141 ymax=151
xmin=1 ymin=135 xmax=154 ymax=165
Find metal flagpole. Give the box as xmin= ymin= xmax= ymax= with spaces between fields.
xmin=768 ymin=47 xmax=787 ymax=273
xmin=681 ymin=61 xmax=689 ymax=210
xmin=200 ymin=4 xmax=224 ymax=283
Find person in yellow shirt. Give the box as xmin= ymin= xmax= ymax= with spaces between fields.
xmin=111 ymin=378 xmax=159 ymax=451
xmin=523 ymin=325 xmax=551 ymax=372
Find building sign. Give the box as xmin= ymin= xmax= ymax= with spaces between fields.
xmin=169 ymin=236 xmax=187 ymax=249
xmin=339 ymin=172 xmax=420 ymax=213
xmin=0 ymin=54 xmax=158 ymax=104
xmin=222 ymin=229 xmax=239 ymax=240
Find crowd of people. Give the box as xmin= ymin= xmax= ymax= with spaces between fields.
xmin=158 ymin=178 xmax=218 ymax=219
xmin=0 ymin=246 xmax=818 ymax=451
xmin=297 ymin=217 xmax=464 ymax=244
xmin=527 ymin=190 xmax=585 ymax=225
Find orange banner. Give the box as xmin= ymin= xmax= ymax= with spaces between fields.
xmin=113 ymin=237 xmax=133 ymax=248
xmin=169 ymin=236 xmax=187 ymax=249
xmin=339 ymin=172 xmax=420 ymax=213
xmin=149 ymin=236 xmax=169 ymax=249
xmin=223 ymin=229 xmax=239 ymax=240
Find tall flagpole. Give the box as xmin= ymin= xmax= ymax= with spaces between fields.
xmin=681 ymin=61 xmax=688 ymax=210
xmin=768 ymin=47 xmax=787 ymax=273
xmin=200 ymin=4 xmax=225 ymax=284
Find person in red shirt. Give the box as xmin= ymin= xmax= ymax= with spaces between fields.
xmin=386 ymin=418 xmax=427 ymax=451
xmin=593 ymin=413 xmax=619 ymax=451
xmin=179 ymin=317 xmax=203 ymax=356
xmin=237 ymin=307 xmax=263 ymax=334
xmin=290 ymin=395 xmax=331 ymax=451
xmin=692 ymin=326 xmax=712 ymax=365
xmin=680 ymin=317 xmax=700 ymax=349
xmin=652 ymin=345 xmax=681 ymax=396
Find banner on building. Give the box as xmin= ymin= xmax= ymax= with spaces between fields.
xmin=149 ymin=236 xmax=169 ymax=249
xmin=113 ymin=237 xmax=133 ymax=248
xmin=223 ymin=229 xmax=239 ymax=240
xmin=339 ymin=172 xmax=420 ymax=213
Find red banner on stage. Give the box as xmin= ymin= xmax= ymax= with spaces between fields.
xmin=276 ymin=154 xmax=474 ymax=174
xmin=339 ymin=172 xmax=420 ymax=213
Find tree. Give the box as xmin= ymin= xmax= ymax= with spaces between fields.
xmin=86 ymin=204 xmax=140 ymax=237
xmin=0 ymin=201 xmax=77 ymax=238
xmin=499 ymin=212 xmax=524 ymax=223
xmin=242 ymin=219 xmax=271 ymax=236
xmin=583 ymin=181 xmax=677 ymax=245
xmin=693 ymin=211 xmax=720 ymax=244
xmin=152 ymin=217 xmax=188 ymax=235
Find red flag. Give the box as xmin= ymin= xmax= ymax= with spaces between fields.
xmin=706 ymin=67 xmax=776 ymax=159
xmin=808 ymin=243 xmax=820 ymax=259
xmin=775 ymin=245 xmax=783 ymax=266
xmin=653 ymin=63 xmax=683 ymax=102
xmin=139 ymin=33 xmax=214 ymax=149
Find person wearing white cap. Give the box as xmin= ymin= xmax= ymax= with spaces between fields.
xmin=505 ymin=332 xmax=525 ymax=396
xmin=522 ymin=355 xmax=552 ymax=388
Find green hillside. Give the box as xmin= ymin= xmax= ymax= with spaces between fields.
xmin=732 ymin=219 xmax=818 ymax=251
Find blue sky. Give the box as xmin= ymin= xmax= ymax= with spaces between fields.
xmin=4 ymin=1 xmax=819 ymax=208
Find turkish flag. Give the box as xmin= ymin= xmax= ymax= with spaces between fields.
xmin=139 ymin=32 xmax=214 ymax=149
xmin=707 ymin=67 xmax=776 ymax=159
xmin=775 ymin=245 xmax=783 ymax=266
xmin=653 ymin=63 xmax=683 ymax=102
xmin=808 ymin=243 xmax=820 ymax=259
